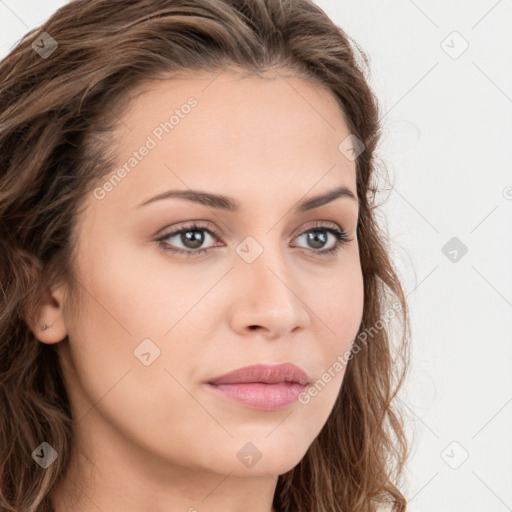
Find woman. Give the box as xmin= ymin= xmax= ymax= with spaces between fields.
xmin=0 ymin=0 xmax=409 ymax=511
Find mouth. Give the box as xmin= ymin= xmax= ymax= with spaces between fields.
xmin=206 ymin=363 xmax=310 ymax=411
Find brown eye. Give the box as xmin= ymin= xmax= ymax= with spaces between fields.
xmin=156 ymin=223 xmax=222 ymax=257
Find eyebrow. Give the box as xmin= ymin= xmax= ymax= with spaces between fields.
xmin=136 ymin=185 xmax=358 ymax=212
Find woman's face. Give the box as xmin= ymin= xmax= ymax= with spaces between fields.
xmin=51 ymin=70 xmax=363 ymax=481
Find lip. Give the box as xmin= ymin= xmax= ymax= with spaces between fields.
xmin=208 ymin=363 xmax=309 ymax=386
xmin=206 ymin=363 xmax=310 ymax=411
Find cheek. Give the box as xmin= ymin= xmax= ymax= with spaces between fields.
xmin=61 ymin=265 xmax=205 ymax=462
xmin=299 ymin=258 xmax=364 ymax=408
xmin=62 ymin=235 xmax=222 ymax=413
xmin=320 ymin=258 xmax=365 ymax=351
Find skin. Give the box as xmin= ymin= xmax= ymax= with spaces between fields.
xmin=29 ymin=69 xmax=364 ymax=512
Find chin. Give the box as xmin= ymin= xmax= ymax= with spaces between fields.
xmin=230 ymin=439 xmax=310 ymax=477
xmin=221 ymin=456 xmax=304 ymax=478
xmin=181 ymin=437 xmax=309 ymax=478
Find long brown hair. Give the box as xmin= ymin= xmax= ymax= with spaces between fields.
xmin=0 ymin=1 xmax=410 ymax=510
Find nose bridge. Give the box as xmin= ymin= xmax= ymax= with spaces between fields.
xmin=238 ymin=230 xmax=292 ymax=297
xmin=231 ymin=230 xmax=310 ymax=336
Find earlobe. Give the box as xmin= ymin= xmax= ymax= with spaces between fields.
xmin=15 ymin=248 xmax=69 ymax=344
xmin=27 ymin=283 xmax=68 ymax=345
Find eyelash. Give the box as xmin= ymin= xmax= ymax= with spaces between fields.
xmin=156 ymin=221 xmax=353 ymax=259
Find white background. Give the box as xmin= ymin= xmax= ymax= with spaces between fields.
xmin=1 ymin=1 xmax=511 ymax=510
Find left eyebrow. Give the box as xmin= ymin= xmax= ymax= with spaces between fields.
xmin=295 ymin=186 xmax=358 ymax=212
xmin=136 ymin=185 xmax=358 ymax=212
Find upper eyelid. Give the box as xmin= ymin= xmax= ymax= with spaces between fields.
xmin=157 ymin=221 xmax=219 ymax=240
xmin=158 ymin=219 xmax=345 ymax=238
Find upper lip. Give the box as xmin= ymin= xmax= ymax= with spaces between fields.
xmin=208 ymin=363 xmax=309 ymax=386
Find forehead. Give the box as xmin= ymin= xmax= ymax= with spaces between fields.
xmin=98 ymin=69 xmax=357 ymax=210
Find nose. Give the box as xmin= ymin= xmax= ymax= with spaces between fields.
xmin=228 ymin=240 xmax=311 ymax=340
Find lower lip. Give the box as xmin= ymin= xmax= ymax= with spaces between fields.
xmin=206 ymin=382 xmax=307 ymax=410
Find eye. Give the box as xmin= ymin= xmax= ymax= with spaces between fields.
xmin=156 ymin=222 xmax=222 ymax=257
xmin=291 ymin=221 xmax=352 ymax=257
xmin=155 ymin=220 xmax=353 ymax=258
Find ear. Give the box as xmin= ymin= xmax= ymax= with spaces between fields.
xmin=27 ymin=282 xmax=69 ymax=345
xmin=18 ymin=249 xmax=69 ymax=345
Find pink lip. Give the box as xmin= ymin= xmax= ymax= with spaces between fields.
xmin=206 ymin=363 xmax=309 ymax=411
